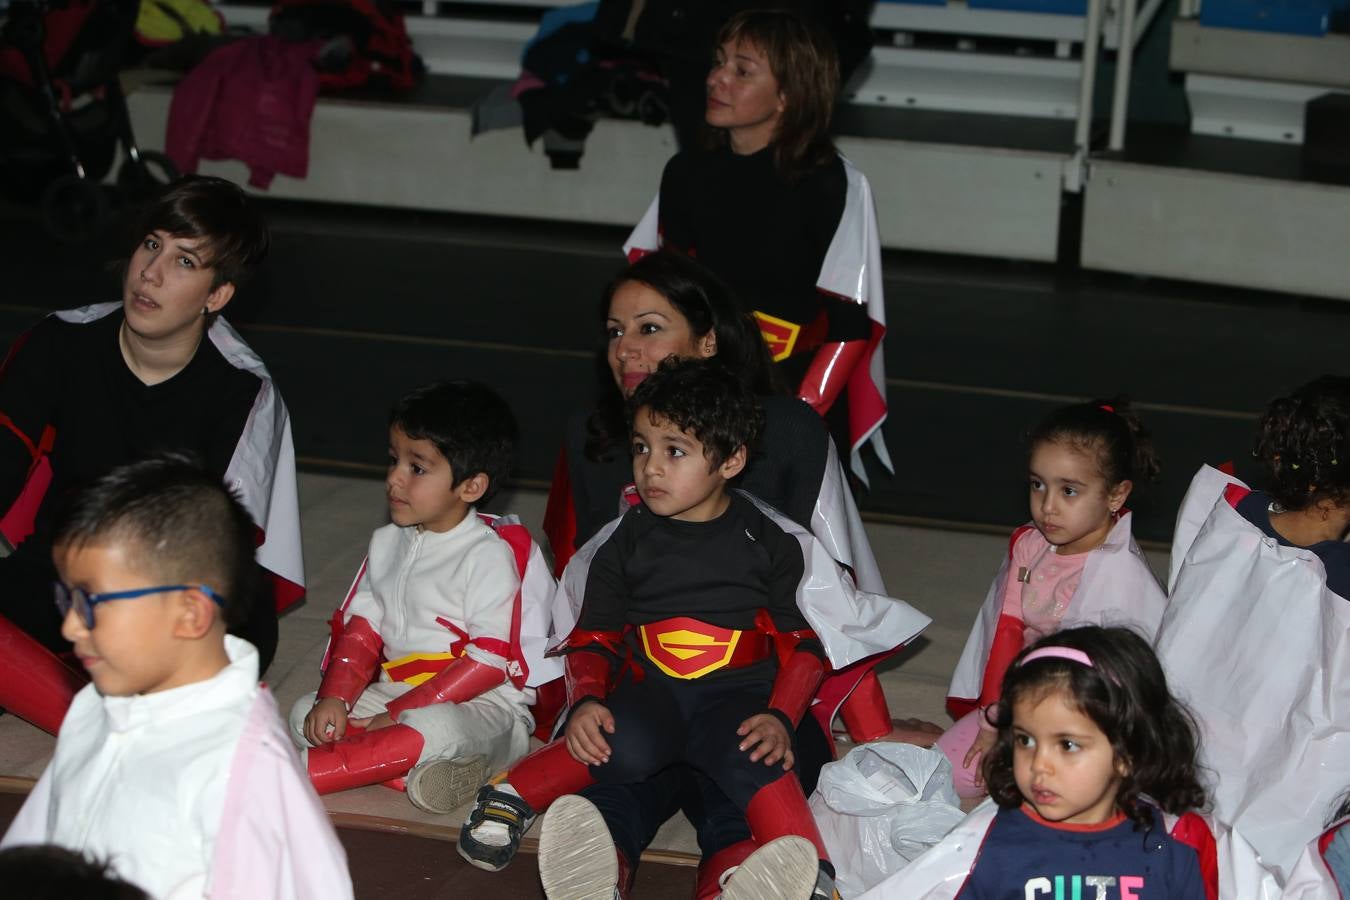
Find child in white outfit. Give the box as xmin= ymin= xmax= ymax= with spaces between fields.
xmin=1 ymin=454 xmax=351 ymax=900
xmin=289 ymin=381 xmax=534 ymax=813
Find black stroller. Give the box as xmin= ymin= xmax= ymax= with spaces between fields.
xmin=0 ymin=0 xmax=177 ymax=241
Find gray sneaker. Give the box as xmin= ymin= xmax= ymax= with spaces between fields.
xmin=720 ymin=836 xmax=818 ymax=900
xmin=405 ymin=754 xmax=488 ymax=814
xmin=538 ymin=794 xmax=621 ymax=900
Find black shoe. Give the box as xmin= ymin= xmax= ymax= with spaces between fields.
xmin=457 ymin=785 xmax=537 ymax=872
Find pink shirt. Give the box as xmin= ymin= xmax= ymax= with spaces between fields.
xmin=1002 ymin=526 xmax=1089 ymax=644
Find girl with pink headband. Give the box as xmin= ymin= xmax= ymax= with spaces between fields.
xmin=935 ymin=399 xmax=1168 ymax=800
xmin=858 ymin=626 xmax=1227 ymax=898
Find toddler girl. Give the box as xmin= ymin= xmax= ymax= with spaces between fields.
xmin=860 ymin=626 xmax=1214 ymax=898
xmin=939 ymin=400 xmax=1166 ymax=798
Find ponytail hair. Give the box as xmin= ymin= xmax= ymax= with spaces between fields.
xmin=1253 ymin=375 xmax=1350 ymax=512
xmin=1028 ymin=397 xmax=1161 ymax=487
xmin=982 ymin=626 xmax=1207 ymax=830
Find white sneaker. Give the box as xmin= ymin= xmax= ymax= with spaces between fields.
xmin=538 ymin=794 xmax=621 ymax=900
xmin=406 ymin=754 xmax=488 ymax=814
xmin=720 ymin=836 xmax=818 ymax=900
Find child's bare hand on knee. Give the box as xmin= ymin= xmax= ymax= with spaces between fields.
xmin=304 ymin=698 xmax=349 ymax=746
xmin=565 ymin=701 xmax=615 ymax=765
xmin=737 ymin=713 xmax=794 ymax=769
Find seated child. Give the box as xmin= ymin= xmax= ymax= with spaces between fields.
xmin=289 ymin=381 xmax=535 ymax=813
xmin=0 ymin=454 xmax=351 ymax=899
xmin=1156 ymin=375 xmax=1350 ymax=879
xmin=859 ymin=626 xmax=1215 ymax=898
xmin=938 ymin=400 xmax=1167 ymax=799
xmin=458 ymin=358 xmax=848 ymax=899
xmin=1232 ymin=375 xmax=1349 ymax=598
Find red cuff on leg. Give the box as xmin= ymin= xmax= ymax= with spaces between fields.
xmin=768 ymin=650 xmax=825 ymax=727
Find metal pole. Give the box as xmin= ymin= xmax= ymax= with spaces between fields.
xmin=1067 ymin=0 xmax=1104 ymax=191
xmin=1109 ymin=0 xmax=1139 ymax=150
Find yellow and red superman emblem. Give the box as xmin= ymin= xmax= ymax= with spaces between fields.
xmin=639 ymin=621 xmax=742 ymax=680
xmin=752 ymin=310 xmax=801 ymax=363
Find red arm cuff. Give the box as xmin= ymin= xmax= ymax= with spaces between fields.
xmin=385 ymin=656 xmax=507 ymax=720
xmin=797 ymin=340 xmax=867 ymax=415
xmin=768 ymin=650 xmax=826 ymax=727
xmin=565 ymin=648 xmax=615 ymax=708
xmin=317 ymin=614 xmax=383 ymax=708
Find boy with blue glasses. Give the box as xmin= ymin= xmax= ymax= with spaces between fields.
xmin=0 ymin=454 xmax=352 ymax=899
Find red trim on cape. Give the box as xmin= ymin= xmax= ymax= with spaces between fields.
xmin=1170 ymin=811 xmax=1220 ymax=900
xmin=542 ymin=447 xmax=577 ymax=578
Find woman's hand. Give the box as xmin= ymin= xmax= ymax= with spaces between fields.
xmin=738 ymin=713 xmax=794 ymax=770
xmin=304 ymin=697 xmax=349 ymax=746
xmin=565 ymin=700 xmax=616 ymax=765
xmin=880 ymin=717 xmax=946 ymax=747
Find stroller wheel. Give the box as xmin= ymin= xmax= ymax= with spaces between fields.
xmin=117 ymin=150 xmax=179 ymax=200
xmin=41 ymin=175 xmax=111 ymax=243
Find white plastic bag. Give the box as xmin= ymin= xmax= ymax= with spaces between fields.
xmin=810 ymin=742 xmax=967 ymax=896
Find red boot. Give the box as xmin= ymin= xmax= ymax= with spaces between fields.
xmin=745 ymin=774 xmax=830 ymax=863
xmin=840 ymin=669 xmax=893 ymax=743
xmin=305 ymin=723 xmax=425 ymax=794
xmin=0 ymin=614 xmax=85 ymax=735
xmin=504 ymin=737 xmax=596 ymax=810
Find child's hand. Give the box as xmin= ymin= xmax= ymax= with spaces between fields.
xmin=349 ymin=712 xmax=395 ymax=732
xmin=737 ymin=713 xmax=794 ymax=770
xmin=964 ymin=729 xmax=998 ymax=784
xmin=565 ymin=701 xmax=615 ymax=765
xmin=304 ymin=697 xmax=349 ymax=746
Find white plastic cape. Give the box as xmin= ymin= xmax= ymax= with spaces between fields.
xmin=853 ymin=800 xmax=1283 ymax=900
xmin=815 ymin=436 xmax=886 ymax=595
xmin=550 ymin=491 xmax=930 ymax=672
xmin=55 ymin=303 xmax=305 ymax=604
xmin=1156 ymin=465 xmax=1350 ymax=881
xmin=623 ymin=156 xmax=891 ymax=484
xmin=947 ymin=512 xmax=1167 ymax=706
xmin=1280 ymin=817 xmax=1347 ymax=899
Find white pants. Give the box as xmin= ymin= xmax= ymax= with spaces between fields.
xmin=288 ymin=681 xmax=532 ymax=771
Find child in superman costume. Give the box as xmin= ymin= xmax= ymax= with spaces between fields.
xmin=460 ymin=358 xmax=929 ymax=899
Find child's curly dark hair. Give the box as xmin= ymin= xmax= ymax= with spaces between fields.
xmin=1028 ymin=397 xmax=1162 ymax=486
xmin=627 ymin=357 xmax=764 ymax=470
xmin=1253 ymin=375 xmax=1350 ymax=512
xmin=982 ymin=626 xmax=1207 ymax=830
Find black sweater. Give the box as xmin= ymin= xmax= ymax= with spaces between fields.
xmin=658 ymin=147 xmax=870 ymax=343
xmin=577 ymin=492 xmax=823 ymax=661
xmin=0 ymin=311 xmax=260 ymax=558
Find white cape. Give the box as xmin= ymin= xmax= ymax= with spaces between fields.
xmin=1156 ymin=465 xmax=1350 ymax=881
xmin=947 ymin=513 xmax=1167 ymax=707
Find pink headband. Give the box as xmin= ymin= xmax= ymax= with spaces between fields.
xmin=1021 ymin=647 xmax=1094 ymax=668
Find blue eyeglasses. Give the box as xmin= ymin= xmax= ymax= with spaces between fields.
xmin=54 ymin=582 xmax=225 ymax=628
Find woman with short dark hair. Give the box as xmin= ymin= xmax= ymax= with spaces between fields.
xmin=0 ymin=175 xmax=302 ymax=733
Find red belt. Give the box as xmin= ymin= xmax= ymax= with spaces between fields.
xmin=637 ymin=616 xmax=773 ymax=680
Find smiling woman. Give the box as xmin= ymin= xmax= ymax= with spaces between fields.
xmin=0 ymin=175 xmax=302 ymax=734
